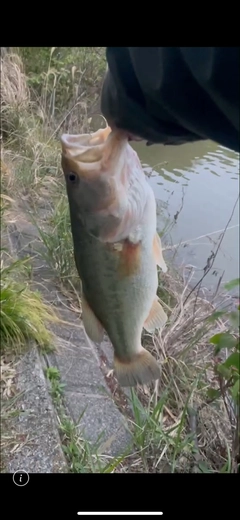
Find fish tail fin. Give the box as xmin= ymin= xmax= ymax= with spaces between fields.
xmin=114 ymin=347 xmax=161 ymax=387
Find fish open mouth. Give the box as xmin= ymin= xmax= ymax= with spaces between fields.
xmin=62 ymin=126 xmax=112 ymax=149
xmin=60 ymin=127 xmax=112 ymax=163
xmin=60 ymin=126 xmax=129 ymax=171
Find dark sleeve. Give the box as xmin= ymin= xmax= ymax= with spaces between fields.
xmin=101 ymin=47 xmax=239 ymax=152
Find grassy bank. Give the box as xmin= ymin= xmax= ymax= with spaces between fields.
xmin=1 ymin=49 xmax=239 ymax=473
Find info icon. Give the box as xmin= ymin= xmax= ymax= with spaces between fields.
xmin=13 ymin=470 xmax=29 ymax=487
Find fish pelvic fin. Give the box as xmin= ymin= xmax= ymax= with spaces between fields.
xmin=153 ymin=233 xmax=167 ymax=273
xmin=144 ymin=297 xmax=168 ymax=333
xmin=114 ymin=347 xmax=161 ymax=387
xmin=81 ymin=293 xmax=104 ymax=344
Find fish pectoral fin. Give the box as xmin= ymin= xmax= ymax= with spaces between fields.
xmin=118 ymin=239 xmax=142 ymax=278
xmin=153 ymin=233 xmax=167 ymax=273
xmin=81 ymin=293 xmax=104 ymax=344
xmin=114 ymin=347 xmax=161 ymax=387
xmin=144 ymin=297 xmax=168 ymax=333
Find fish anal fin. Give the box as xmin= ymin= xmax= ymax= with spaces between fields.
xmin=81 ymin=293 xmax=104 ymax=344
xmin=144 ymin=297 xmax=168 ymax=333
xmin=153 ymin=233 xmax=167 ymax=273
xmin=114 ymin=347 xmax=161 ymax=387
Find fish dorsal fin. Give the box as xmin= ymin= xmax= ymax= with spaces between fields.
xmin=153 ymin=233 xmax=167 ymax=273
xmin=144 ymin=297 xmax=168 ymax=333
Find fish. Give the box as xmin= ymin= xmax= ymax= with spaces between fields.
xmin=60 ymin=126 xmax=168 ymax=387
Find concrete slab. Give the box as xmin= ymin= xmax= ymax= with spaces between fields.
xmin=5 ymin=347 xmax=67 ymax=473
xmin=64 ymin=390 xmax=131 ymax=456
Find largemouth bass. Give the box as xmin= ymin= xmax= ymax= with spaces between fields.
xmin=60 ymin=126 xmax=168 ymax=387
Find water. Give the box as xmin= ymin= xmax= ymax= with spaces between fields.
xmin=132 ymin=140 xmax=239 ymax=294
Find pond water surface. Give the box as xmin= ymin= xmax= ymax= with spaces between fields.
xmin=133 ymin=140 xmax=239 ymax=295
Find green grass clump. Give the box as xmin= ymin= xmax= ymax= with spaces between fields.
xmin=0 ymin=253 xmax=58 ymax=353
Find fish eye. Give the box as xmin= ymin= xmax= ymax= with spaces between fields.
xmin=68 ymin=172 xmax=77 ymax=182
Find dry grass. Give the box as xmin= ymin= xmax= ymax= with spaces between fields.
xmin=1 ymin=52 xmax=30 ymax=109
xmin=1 ymin=356 xmax=17 ymax=401
xmin=136 ymin=267 xmax=234 ymax=472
